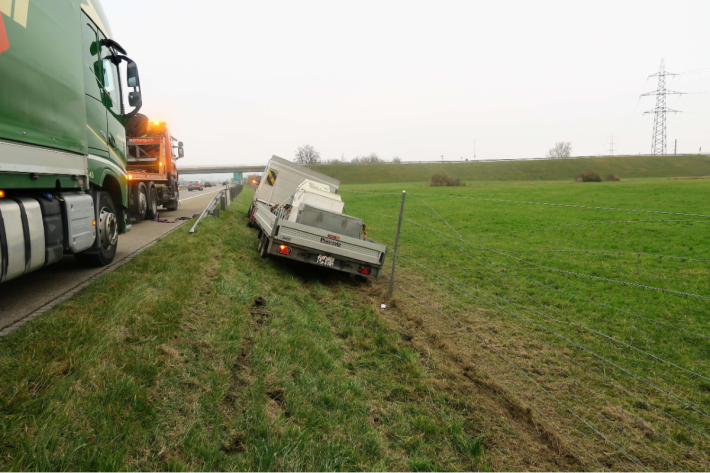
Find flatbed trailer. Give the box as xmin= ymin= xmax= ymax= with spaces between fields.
xmin=247 ymin=156 xmax=387 ymax=279
xmin=252 ymin=201 xmax=387 ymax=278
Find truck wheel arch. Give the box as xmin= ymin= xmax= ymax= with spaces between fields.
xmin=98 ymin=171 xmax=126 ymax=210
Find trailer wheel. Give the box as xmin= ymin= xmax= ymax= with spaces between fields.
xmin=247 ymin=205 xmax=256 ymax=227
xmin=146 ymin=183 xmax=158 ymax=220
xmin=258 ymin=234 xmax=270 ymax=258
xmin=75 ymin=191 xmax=118 ymax=267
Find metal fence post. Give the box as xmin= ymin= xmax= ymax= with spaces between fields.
xmin=221 ymin=194 xmax=226 ymax=211
xmin=388 ymin=190 xmax=406 ymax=294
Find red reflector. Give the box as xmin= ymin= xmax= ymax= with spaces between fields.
xmin=278 ymin=245 xmax=292 ymax=255
xmin=358 ymin=266 xmax=371 ymax=275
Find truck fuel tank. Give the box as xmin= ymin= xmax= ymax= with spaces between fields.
xmin=0 ymin=198 xmax=46 ymax=283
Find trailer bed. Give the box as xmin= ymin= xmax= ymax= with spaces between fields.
xmin=253 ymin=202 xmax=387 ymax=278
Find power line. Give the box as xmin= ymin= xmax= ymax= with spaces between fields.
xmin=641 ymin=59 xmax=684 ymax=155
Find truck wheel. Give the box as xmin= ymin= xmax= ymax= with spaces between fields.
xmin=146 ymin=183 xmax=158 ymax=220
xmin=258 ymin=234 xmax=270 ymax=258
xmin=75 ymin=192 xmax=119 ymax=267
xmin=165 ymin=197 xmax=178 ymax=211
xmin=135 ymin=182 xmax=148 ymax=220
xmin=165 ymin=184 xmax=179 ymax=211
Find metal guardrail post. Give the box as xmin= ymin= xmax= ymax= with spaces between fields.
xmin=388 ymin=190 xmax=406 ymax=294
xmin=190 ymin=189 xmax=226 ymax=234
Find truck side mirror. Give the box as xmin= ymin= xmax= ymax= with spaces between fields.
xmin=178 ymin=146 xmax=184 ymax=158
xmin=129 ymin=91 xmax=142 ymax=108
xmin=178 ymin=141 xmax=183 ymax=148
xmin=127 ymin=61 xmax=140 ymax=88
xmin=119 ymin=55 xmax=143 ymax=122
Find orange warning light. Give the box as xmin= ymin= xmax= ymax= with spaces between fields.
xmin=92 ymin=219 xmax=97 ymax=226
xmin=0 ymin=190 xmax=4 ymax=198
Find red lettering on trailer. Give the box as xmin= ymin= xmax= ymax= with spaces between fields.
xmin=0 ymin=15 xmax=9 ymax=56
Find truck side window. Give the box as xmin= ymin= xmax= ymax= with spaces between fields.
xmin=99 ymin=34 xmax=121 ymax=115
xmin=81 ymin=21 xmax=102 ymax=98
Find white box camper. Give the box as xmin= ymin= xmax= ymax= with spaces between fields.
xmin=247 ymin=156 xmax=387 ymax=279
xmin=287 ymin=180 xmax=344 ymax=222
xmin=252 ymin=155 xmax=340 ymax=209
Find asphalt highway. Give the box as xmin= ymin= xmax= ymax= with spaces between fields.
xmin=0 ymin=187 xmax=225 ymax=335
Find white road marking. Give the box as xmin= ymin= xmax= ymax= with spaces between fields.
xmin=179 ymin=188 xmax=223 ymax=203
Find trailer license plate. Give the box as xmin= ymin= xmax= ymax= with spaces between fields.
xmin=317 ymin=255 xmax=334 ymax=267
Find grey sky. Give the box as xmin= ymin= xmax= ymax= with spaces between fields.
xmin=104 ymin=0 xmax=710 ymax=167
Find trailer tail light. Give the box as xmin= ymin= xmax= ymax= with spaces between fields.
xmin=358 ymin=266 xmax=371 ymax=275
xmin=278 ymin=245 xmax=292 ymax=255
xmin=0 ymin=190 xmax=4 ymax=198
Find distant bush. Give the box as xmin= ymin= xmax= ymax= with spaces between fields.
xmin=605 ymin=173 xmax=621 ymax=181
xmin=429 ymin=172 xmax=464 ymax=187
xmin=392 ymin=157 xmax=402 ymax=164
xmin=576 ymin=170 xmax=602 ymax=182
xmin=351 ymin=153 xmax=385 ymax=164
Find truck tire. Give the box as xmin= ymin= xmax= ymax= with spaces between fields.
xmin=135 ymin=182 xmax=148 ymax=220
xmin=258 ymin=233 xmax=269 ymax=258
xmin=75 ymin=191 xmax=118 ymax=267
xmin=165 ymin=183 xmax=179 ymax=211
xmin=146 ymin=183 xmax=158 ymax=220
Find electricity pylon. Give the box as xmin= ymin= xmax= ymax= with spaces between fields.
xmin=641 ymin=59 xmax=683 ymax=155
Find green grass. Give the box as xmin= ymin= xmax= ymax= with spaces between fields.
xmin=0 ymin=189 xmax=489 ymax=471
xmin=343 ymin=178 xmax=710 ymax=470
xmin=309 ymin=154 xmax=710 ymax=184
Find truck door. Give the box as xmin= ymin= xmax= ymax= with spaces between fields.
xmin=99 ymin=33 xmax=127 ymax=166
xmin=81 ymin=16 xmax=109 ymax=159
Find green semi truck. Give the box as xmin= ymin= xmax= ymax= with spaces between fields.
xmin=0 ymin=0 xmax=142 ymax=282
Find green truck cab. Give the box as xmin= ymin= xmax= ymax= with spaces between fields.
xmin=0 ymin=0 xmax=142 ymax=282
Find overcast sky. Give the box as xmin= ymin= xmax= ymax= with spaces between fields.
xmin=103 ymin=0 xmax=710 ymax=167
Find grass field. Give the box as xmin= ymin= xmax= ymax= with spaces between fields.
xmin=308 ymin=154 xmax=710 ymax=184
xmin=343 ymin=178 xmax=710 ymax=470
xmin=0 ymin=190 xmax=513 ymax=471
xmin=3 ymin=179 xmax=709 ymax=471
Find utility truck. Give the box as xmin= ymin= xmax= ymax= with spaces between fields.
xmin=126 ymin=115 xmax=183 ymax=220
xmin=248 ymin=155 xmax=387 ymax=279
xmin=0 ymin=0 xmax=143 ymax=282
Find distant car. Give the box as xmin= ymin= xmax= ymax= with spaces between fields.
xmin=187 ymin=181 xmax=203 ymax=192
xmin=204 ymin=182 xmax=212 ymax=188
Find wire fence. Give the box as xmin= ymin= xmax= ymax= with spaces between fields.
xmin=342 ymin=189 xmax=710 ymax=471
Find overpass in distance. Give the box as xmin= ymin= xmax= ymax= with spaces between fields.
xmin=178 ymin=165 xmax=265 ymax=175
